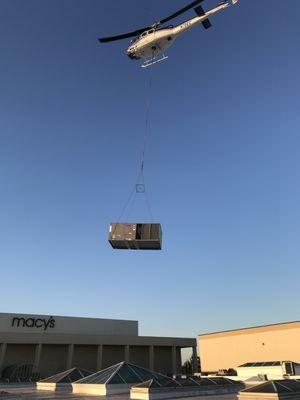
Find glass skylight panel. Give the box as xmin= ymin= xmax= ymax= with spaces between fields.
xmin=117 ymin=366 xmax=142 ymax=383
xmin=41 ymin=369 xmax=72 ymax=383
xmin=177 ymin=379 xmax=196 ymax=387
xmin=163 ymin=380 xmax=181 ymax=388
xmin=210 ymin=378 xmax=232 ymax=385
xmin=129 ymin=365 xmax=155 ymax=381
xmin=277 ymin=380 xmax=300 ymax=392
xmin=93 ymin=370 xmax=118 ymax=384
xmin=154 ymin=374 xmax=177 ymax=386
xmin=40 ymin=367 xmax=92 ymax=384
xmin=197 ymin=378 xmax=216 ymax=386
xmin=134 ymin=380 xmax=161 ymax=388
xmin=109 ymin=373 xmax=127 ymax=384
xmin=79 ymin=366 xmax=118 ymax=384
xmin=189 ymin=377 xmax=201 ymax=384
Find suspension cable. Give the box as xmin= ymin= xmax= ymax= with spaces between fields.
xmin=114 ymin=69 xmax=154 ymax=225
xmin=140 ymin=69 xmax=153 ymax=175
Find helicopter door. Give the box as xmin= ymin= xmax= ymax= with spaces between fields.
xmin=136 ymin=224 xmax=142 ymax=240
xmin=284 ymin=362 xmax=295 ymax=375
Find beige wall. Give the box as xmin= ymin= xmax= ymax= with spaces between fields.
xmin=198 ymin=322 xmax=300 ymax=372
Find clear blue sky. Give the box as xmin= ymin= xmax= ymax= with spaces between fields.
xmin=0 ymin=0 xmax=299 ymax=341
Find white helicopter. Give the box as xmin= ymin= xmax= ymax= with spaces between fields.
xmin=99 ymin=0 xmax=238 ymax=68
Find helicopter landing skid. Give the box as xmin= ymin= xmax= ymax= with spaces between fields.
xmin=141 ymin=55 xmax=168 ymax=68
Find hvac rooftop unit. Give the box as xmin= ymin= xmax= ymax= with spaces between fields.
xmin=109 ymin=223 xmax=162 ymax=250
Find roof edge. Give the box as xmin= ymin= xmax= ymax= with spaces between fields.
xmin=199 ymin=320 xmax=300 ymax=338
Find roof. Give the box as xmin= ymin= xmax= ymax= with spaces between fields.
xmin=40 ymin=367 xmax=92 ymax=383
xmin=134 ymin=379 xmax=180 ymax=389
xmin=178 ymin=377 xmax=239 ymax=387
xmin=75 ymin=362 xmax=179 ymax=386
xmin=241 ymin=380 xmax=300 ymax=394
xmin=199 ymin=321 xmax=300 ymax=339
xmin=238 ymin=362 xmax=282 ymax=368
xmin=134 ymin=380 xmax=162 ymax=389
xmin=132 ymin=376 xmax=241 ymax=390
xmin=239 ymin=361 xmax=300 ymax=368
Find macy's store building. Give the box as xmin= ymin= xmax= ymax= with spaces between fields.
xmin=0 ymin=313 xmax=196 ymax=380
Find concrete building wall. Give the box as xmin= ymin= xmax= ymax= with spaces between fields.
xmin=73 ymin=345 xmax=97 ymax=372
xmin=176 ymin=348 xmax=182 ymax=373
xmin=3 ymin=344 xmax=35 ymax=370
xmin=102 ymin=345 xmax=125 ymax=369
xmin=0 ymin=313 xmax=138 ymax=337
xmin=39 ymin=345 xmax=68 ymax=377
xmin=198 ymin=321 xmax=300 ymax=373
xmin=129 ymin=346 xmax=150 ymax=369
xmin=154 ymin=347 xmax=172 ymax=375
xmin=0 ymin=343 xmax=189 ymax=378
xmin=0 ymin=313 xmax=196 ymax=379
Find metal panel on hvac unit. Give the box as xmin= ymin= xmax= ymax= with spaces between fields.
xmin=109 ymin=223 xmax=162 ymax=250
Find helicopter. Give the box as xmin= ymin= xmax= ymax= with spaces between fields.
xmin=99 ymin=0 xmax=238 ymax=68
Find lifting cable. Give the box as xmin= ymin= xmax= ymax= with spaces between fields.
xmin=115 ymin=69 xmax=154 ymax=224
xmin=140 ymin=71 xmax=152 ymax=176
xmin=138 ymin=68 xmax=154 ymax=222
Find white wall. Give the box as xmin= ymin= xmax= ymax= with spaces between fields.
xmin=236 ymin=365 xmax=283 ymax=378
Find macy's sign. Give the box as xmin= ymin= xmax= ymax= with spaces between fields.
xmin=11 ymin=316 xmax=56 ymax=331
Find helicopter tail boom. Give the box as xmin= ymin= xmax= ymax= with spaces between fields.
xmin=194 ymin=5 xmax=212 ymax=29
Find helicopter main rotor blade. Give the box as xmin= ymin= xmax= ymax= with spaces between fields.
xmin=98 ymin=0 xmax=205 ymax=43
xmin=99 ymin=27 xmax=151 ymax=43
xmin=158 ymin=0 xmax=204 ymax=25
